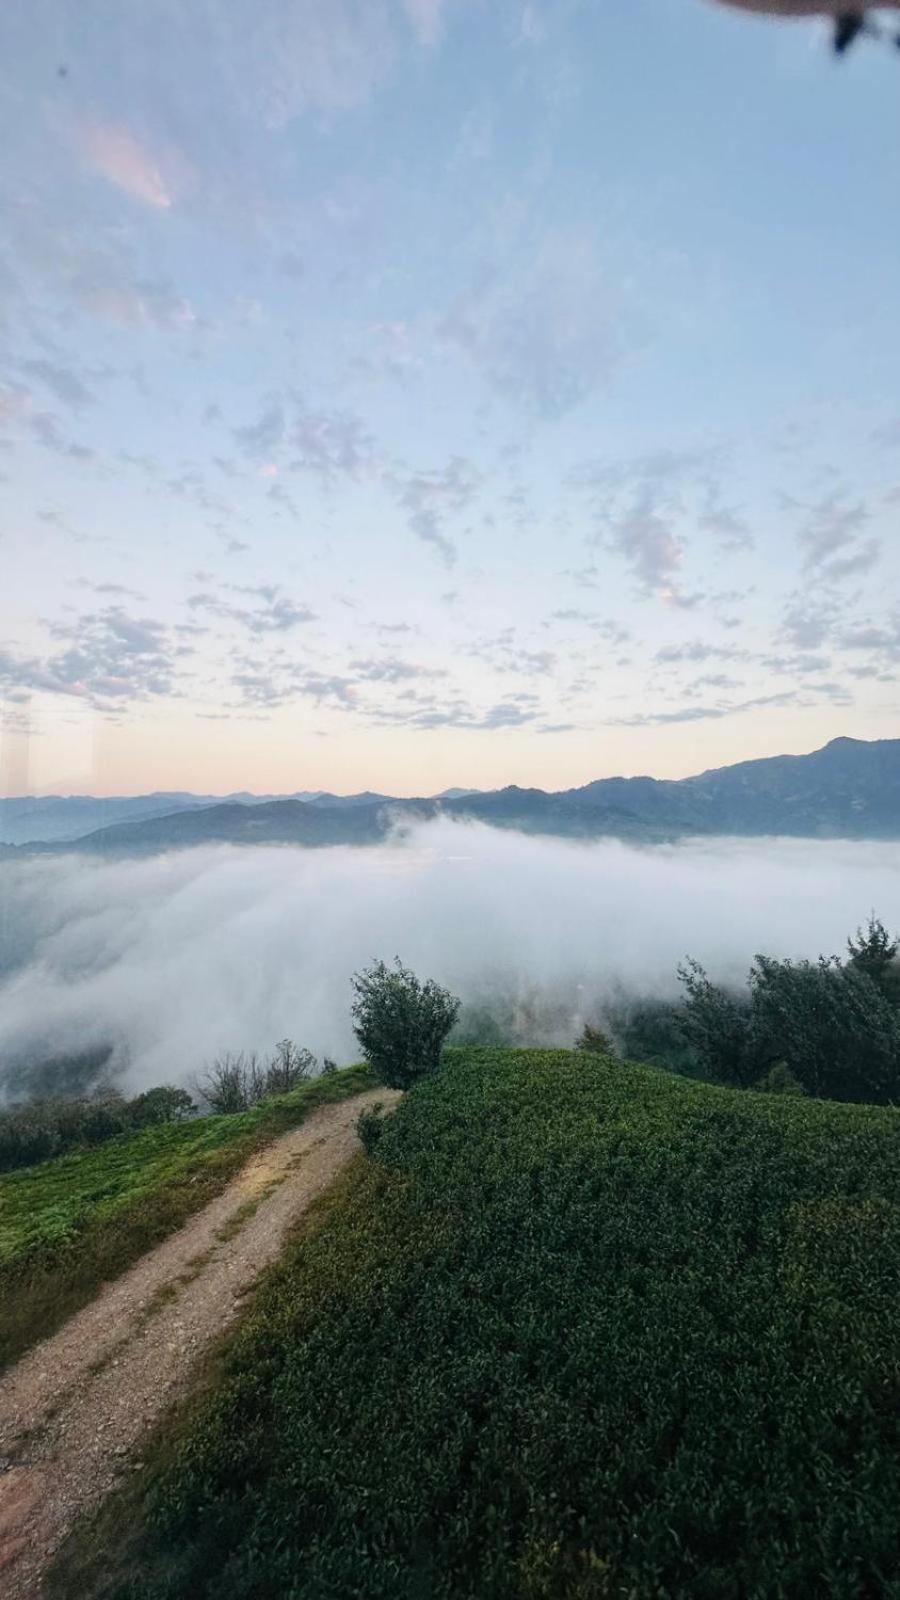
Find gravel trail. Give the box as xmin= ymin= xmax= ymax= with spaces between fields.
xmin=0 ymin=1087 xmax=396 ymax=1598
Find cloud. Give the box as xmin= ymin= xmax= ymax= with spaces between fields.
xmin=550 ymin=611 xmax=631 ymax=644
xmin=439 ymin=232 xmax=624 ymax=418
xmin=654 ymin=641 xmax=746 ymax=665
xmin=611 ymin=691 xmax=798 ymax=727
xmin=797 ymin=493 xmax=880 ymax=582
xmin=0 ymin=380 xmax=96 ymax=459
xmin=698 ymin=496 xmax=753 ymax=552
xmin=781 ymin=598 xmax=837 ymax=650
xmin=30 ymin=412 xmax=95 ymax=460
xmin=374 ymin=690 xmax=540 ymax=731
xmin=0 ymin=609 xmax=177 ymax=706
xmin=75 ymin=269 xmax=195 ymax=331
xmin=20 ymin=360 xmax=96 ymax=409
xmin=393 ymin=455 xmax=480 ymax=566
xmin=839 ymin=613 xmax=900 ymax=663
xmin=233 ymin=392 xmax=374 ymax=486
xmin=471 ymin=630 xmax=556 ymax=676
xmin=234 ymin=402 xmax=285 ymax=460
xmin=569 ymin=449 xmax=725 ymax=605
xmin=569 ymin=447 xmax=753 ymax=605
xmin=609 ymin=501 xmax=684 ymax=600
xmin=350 ymin=657 xmax=446 ymax=683
xmin=3 ymin=828 xmax=899 ymax=1093
xmin=76 ymin=120 xmax=173 ymax=209
xmin=188 ymin=586 xmax=316 ymax=635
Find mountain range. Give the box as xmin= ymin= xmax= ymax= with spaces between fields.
xmin=1 ymin=737 xmax=898 ymax=855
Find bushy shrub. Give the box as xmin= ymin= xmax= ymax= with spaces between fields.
xmin=356 ymin=1104 xmax=387 ymax=1155
xmin=350 ymin=958 xmax=460 ymax=1089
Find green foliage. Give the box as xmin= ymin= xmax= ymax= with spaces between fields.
xmin=754 ymin=1061 xmax=806 ymax=1096
xmin=0 ymin=1084 xmax=196 ymax=1173
xmin=0 ymin=1065 xmax=373 ymax=1371
xmin=69 ymin=1048 xmax=900 ymax=1600
xmin=678 ymin=951 xmax=900 ymax=1103
xmin=677 ymin=957 xmax=754 ymax=1085
xmin=847 ymin=914 xmax=900 ymax=1005
xmin=605 ymin=995 xmax=704 ymax=1078
xmin=573 ymin=1022 xmax=614 ymax=1055
xmin=356 ymin=1103 xmax=389 ymax=1156
xmin=749 ymin=955 xmax=900 ymax=1103
xmin=123 ymin=1086 xmax=197 ymax=1128
xmin=351 ymin=958 xmax=460 ymax=1089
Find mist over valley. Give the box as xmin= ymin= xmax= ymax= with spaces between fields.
xmin=2 ymin=816 xmax=898 ymax=1100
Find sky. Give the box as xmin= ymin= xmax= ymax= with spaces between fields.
xmin=1 ymin=0 xmax=899 ymax=799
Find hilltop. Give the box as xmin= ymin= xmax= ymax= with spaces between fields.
xmin=44 ymin=1046 xmax=900 ymax=1600
xmin=4 ymin=735 xmax=900 ymax=855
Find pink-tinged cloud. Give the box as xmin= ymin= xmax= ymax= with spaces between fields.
xmin=77 ymin=121 xmax=172 ymax=209
xmin=403 ymin=0 xmax=446 ymax=47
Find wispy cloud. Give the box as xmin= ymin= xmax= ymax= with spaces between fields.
xmin=188 ymin=585 xmax=316 ymax=635
xmin=76 ymin=120 xmax=173 ymax=209
xmin=0 ymin=609 xmax=178 ymax=706
xmin=440 ymin=232 xmax=625 ymax=419
xmin=796 ymin=493 xmax=880 ymax=582
xmin=393 ymin=455 xmax=480 ymax=566
xmin=611 ymin=692 xmax=799 ymax=728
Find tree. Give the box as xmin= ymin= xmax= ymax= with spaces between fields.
xmin=197 ymin=1051 xmax=264 ymax=1113
xmin=265 ymin=1039 xmax=315 ymax=1094
xmin=677 ymin=958 xmax=754 ymax=1085
xmin=847 ymin=915 xmax=900 ymax=1005
xmin=197 ymin=1042 xmax=319 ymax=1113
xmin=574 ymin=1023 xmax=615 ymax=1056
xmin=127 ymin=1085 xmax=197 ymax=1126
xmin=678 ymin=948 xmax=900 ymax=1104
xmin=350 ymin=958 xmax=460 ymax=1089
xmin=748 ymin=954 xmax=900 ymax=1104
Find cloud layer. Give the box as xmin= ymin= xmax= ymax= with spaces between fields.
xmin=1 ymin=822 xmax=898 ymax=1096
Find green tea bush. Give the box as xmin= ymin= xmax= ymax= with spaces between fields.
xmin=80 ymin=1047 xmax=900 ymax=1600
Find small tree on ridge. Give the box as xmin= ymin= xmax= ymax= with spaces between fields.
xmin=350 ymin=958 xmax=460 ymax=1089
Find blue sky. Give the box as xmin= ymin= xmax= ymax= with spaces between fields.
xmin=1 ymin=0 xmax=899 ymax=796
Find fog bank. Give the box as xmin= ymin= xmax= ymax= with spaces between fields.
xmin=1 ymin=820 xmax=899 ymax=1097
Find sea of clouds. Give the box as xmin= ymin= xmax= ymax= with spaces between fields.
xmin=1 ymin=818 xmax=899 ymax=1097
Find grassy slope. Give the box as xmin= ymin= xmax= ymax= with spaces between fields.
xmin=0 ymin=1065 xmax=373 ymax=1371
xmin=53 ymin=1048 xmax=900 ymax=1600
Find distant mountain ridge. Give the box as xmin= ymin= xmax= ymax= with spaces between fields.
xmin=3 ymin=737 xmax=899 ymax=855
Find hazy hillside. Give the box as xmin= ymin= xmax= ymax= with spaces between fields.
xmin=10 ymin=736 xmax=900 ymax=855
xmin=0 ymin=791 xmax=329 ymax=846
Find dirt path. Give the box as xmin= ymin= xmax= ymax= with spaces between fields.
xmin=0 ymin=1087 xmax=397 ymax=1599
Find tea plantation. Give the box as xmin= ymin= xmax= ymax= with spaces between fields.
xmin=59 ymin=1046 xmax=900 ymax=1600
xmin=0 ymin=1064 xmax=373 ymax=1369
